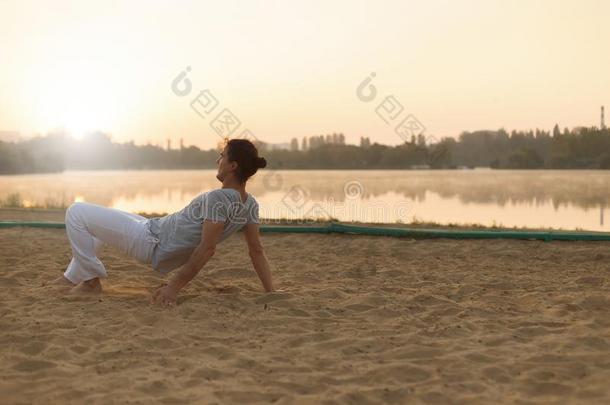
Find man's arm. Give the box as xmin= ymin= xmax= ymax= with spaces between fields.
xmin=152 ymin=220 xmax=224 ymax=306
xmin=243 ymin=222 xmax=274 ymax=292
xmin=169 ymin=220 xmax=225 ymax=291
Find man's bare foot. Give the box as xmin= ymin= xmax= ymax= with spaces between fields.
xmin=45 ymin=276 xmax=76 ymax=289
xmin=70 ymin=278 xmax=102 ymax=294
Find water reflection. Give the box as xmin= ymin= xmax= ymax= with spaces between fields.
xmin=0 ymin=170 xmax=609 ymax=231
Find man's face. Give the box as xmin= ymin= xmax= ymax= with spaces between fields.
xmin=216 ymin=147 xmax=236 ymax=182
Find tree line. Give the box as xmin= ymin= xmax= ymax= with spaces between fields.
xmin=1 ymin=126 xmax=609 ymax=174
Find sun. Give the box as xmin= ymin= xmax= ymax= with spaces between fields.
xmin=62 ymin=104 xmax=108 ymax=140
xmin=23 ymin=58 xmax=121 ymax=139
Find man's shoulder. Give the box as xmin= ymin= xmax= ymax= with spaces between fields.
xmin=247 ymin=194 xmax=259 ymax=207
xmin=199 ymin=189 xmax=257 ymax=208
xmin=200 ymin=188 xmax=230 ymax=202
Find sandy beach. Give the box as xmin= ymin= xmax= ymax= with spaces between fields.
xmin=1 ymin=209 xmax=609 ymax=404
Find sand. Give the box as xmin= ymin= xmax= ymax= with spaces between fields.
xmin=1 ymin=209 xmax=610 ymax=404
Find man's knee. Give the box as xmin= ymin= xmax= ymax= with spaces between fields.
xmin=66 ymin=201 xmax=86 ymax=221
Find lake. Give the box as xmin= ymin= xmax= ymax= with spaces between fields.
xmin=1 ymin=169 xmax=609 ymax=231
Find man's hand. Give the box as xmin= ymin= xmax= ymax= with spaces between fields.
xmin=151 ymin=284 xmax=178 ymax=307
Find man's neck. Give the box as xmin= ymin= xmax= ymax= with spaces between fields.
xmin=221 ymin=178 xmax=246 ymax=194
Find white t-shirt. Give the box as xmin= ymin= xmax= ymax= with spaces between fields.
xmin=147 ymin=188 xmax=259 ymax=273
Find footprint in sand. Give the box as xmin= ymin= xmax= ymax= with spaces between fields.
xmin=344 ymin=303 xmax=375 ymax=313
xmin=12 ymin=359 xmax=57 ymax=372
xmin=254 ymin=292 xmax=294 ymax=305
xmin=135 ymin=380 xmax=169 ymax=395
xmin=212 ymin=267 xmax=253 ymax=279
xmin=214 ymin=285 xmax=242 ymax=294
xmin=68 ymin=345 xmax=89 ymax=355
xmin=18 ymin=341 xmax=47 ymax=356
xmin=190 ymin=367 xmax=223 ymax=381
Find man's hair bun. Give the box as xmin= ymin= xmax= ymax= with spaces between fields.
xmin=257 ymin=157 xmax=267 ymax=169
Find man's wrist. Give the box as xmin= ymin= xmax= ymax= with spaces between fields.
xmin=167 ymin=276 xmax=184 ymax=292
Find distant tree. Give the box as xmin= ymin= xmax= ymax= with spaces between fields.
xmin=505 ymin=148 xmax=544 ymax=169
xmin=4 ymin=125 xmax=610 ymax=174
xmin=553 ymin=124 xmax=561 ymax=137
xmin=290 ymin=138 xmax=299 ymax=151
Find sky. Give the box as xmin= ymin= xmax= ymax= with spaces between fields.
xmin=1 ymin=0 xmax=609 ymax=149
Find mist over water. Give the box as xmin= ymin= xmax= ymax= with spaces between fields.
xmin=1 ymin=169 xmax=609 ymax=231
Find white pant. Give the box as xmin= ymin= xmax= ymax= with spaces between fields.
xmin=63 ymin=202 xmax=159 ymax=284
